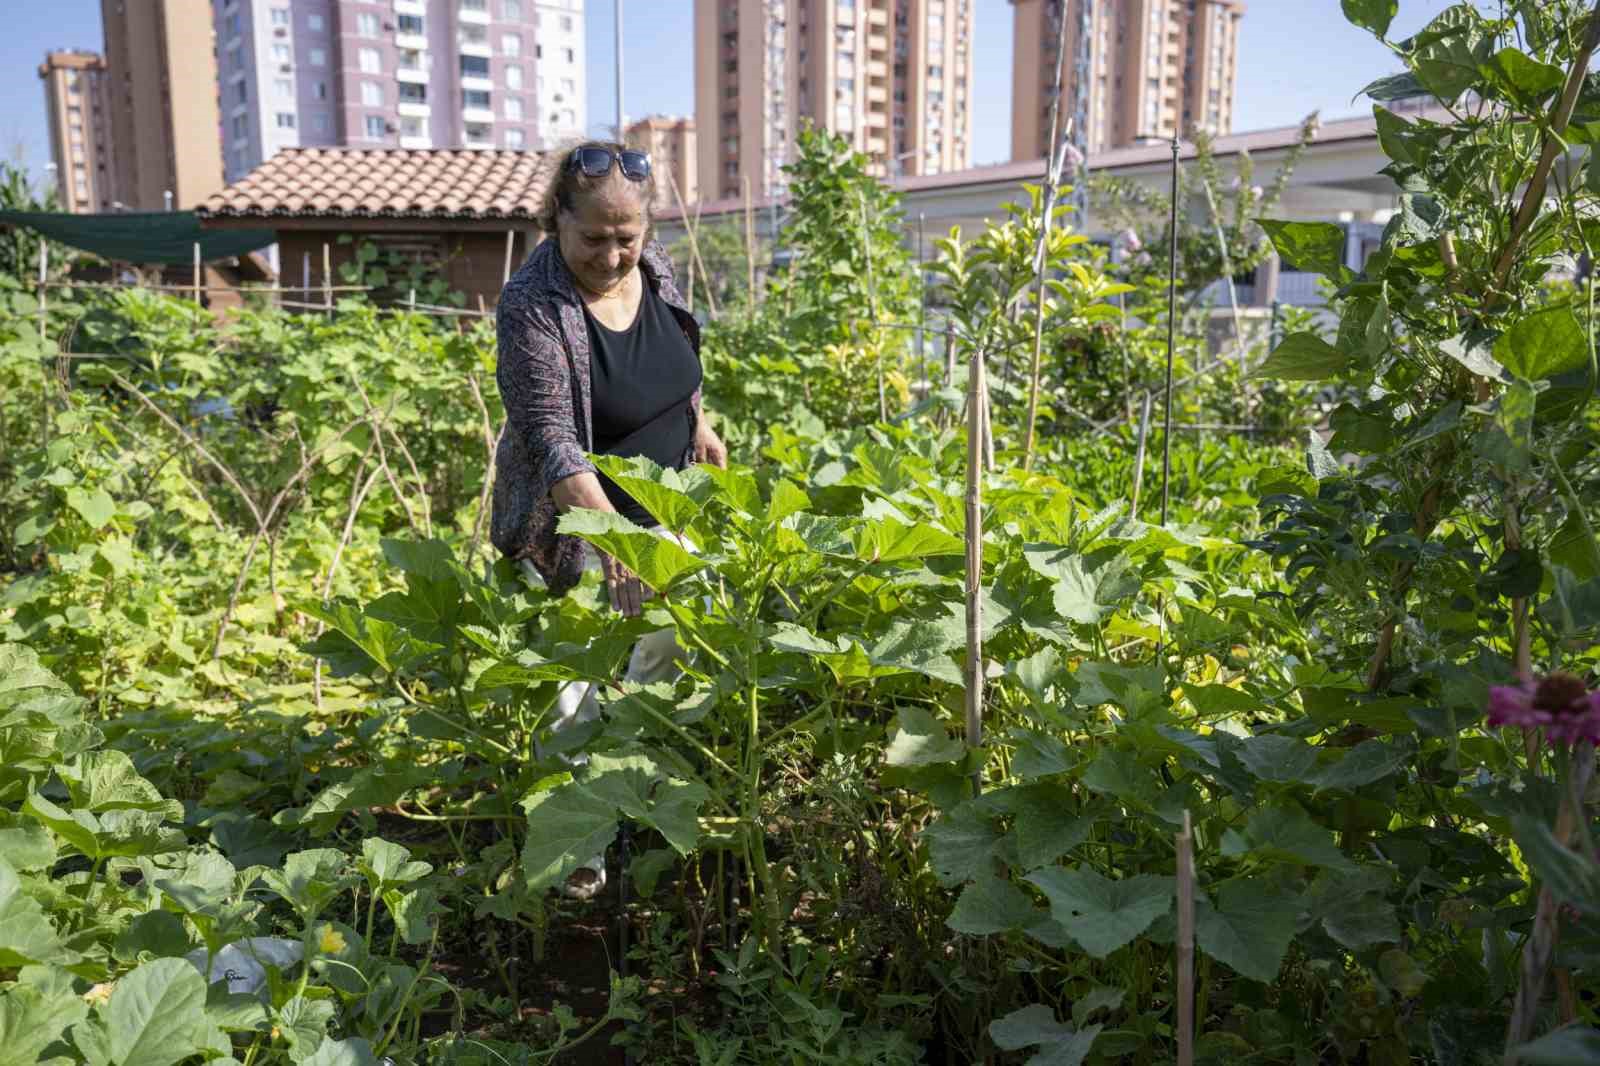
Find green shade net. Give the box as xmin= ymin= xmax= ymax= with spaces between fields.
xmin=0 ymin=210 xmax=275 ymax=266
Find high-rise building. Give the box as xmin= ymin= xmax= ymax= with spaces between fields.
xmin=100 ymin=0 xmax=226 ymax=210
xmin=694 ymin=0 xmax=976 ymax=202
xmin=212 ymin=0 xmax=585 ymax=184
xmin=38 ymin=51 xmax=117 ymax=214
xmin=625 ymin=115 xmax=697 ymax=211
xmin=1010 ymin=0 xmax=1244 ymax=161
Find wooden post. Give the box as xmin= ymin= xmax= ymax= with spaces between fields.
xmin=408 ymin=288 xmax=417 ymax=315
xmin=192 ymin=243 xmax=203 ymax=309
xmin=301 ymin=252 xmax=311 ymax=303
xmin=963 ymin=340 xmax=986 ymax=797
xmin=1131 ymin=391 xmax=1154 ymax=519
xmin=322 ymin=243 xmax=333 ymax=317
xmin=502 ymin=229 xmax=516 ymax=285
xmin=1176 ymin=810 xmax=1196 ymax=1066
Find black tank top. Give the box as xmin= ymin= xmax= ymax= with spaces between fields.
xmin=583 ymin=282 xmax=703 ymax=527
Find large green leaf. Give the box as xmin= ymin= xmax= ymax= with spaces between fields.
xmin=591 ymin=454 xmax=707 ymax=533
xmin=1234 ymin=735 xmax=1319 ymax=784
xmin=58 ymin=750 xmax=182 ymax=818
xmin=1513 ymin=1027 xmax=1600 ymax=1065
xmin=990 ymin=1004 xmax=1102 ymax=1066
xmin=1219 ymin=804 xmax=1355 ymax=870
xmin=1022 ymin=546 xmax=1137 ymax=625
xmin=924 ymin=803 xmax=1007 ymax=887
xmin=66 ymin=486 xmax=117 ymax=531
xmin=0 ymin=967 xmax=87 ymax=1066
xmin=106 ymin=958 xmax=210 ymax=1066
xmin=1312 ymin=737 xmax=1414 ymax=792
xmin=885 ymin=706 xmax=965 ymax=767
xmin=1492 ymin=304 xmax=1587 ymax=382
xmin=1253 ymin=333 xmax=1351 ymax=381
xmin=1406 ymin=4 xmax=1494 ymax=103
xmin=947 ymin=873 xmax=1045 ymax=936
xmin=854 ymin=515 xmax=963 ymax=562
xmin=1342 ymin=0 xmax=1396 ymax=37
xmin=1256 ymin=220 xmax=1347 ymax=277
xmin=0 ymin=855 xmax=71 ymax=967
xmin=1480 ymin=46 xmax=1565 ymax=104
xmin=1025 ymin=868 xmax=1172 ymax=958
xmin=1195 ymin=879 xmax=1301 ymax=983
xmin=556 ymin=508 xmax=706 ymax=592
xmin=520 ymin=785 xmax=616 ymax=892
xmin=300 ymin=1037 xmax=380 ymax=1066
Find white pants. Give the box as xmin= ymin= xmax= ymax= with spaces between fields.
xmin=519 ymin=530 xmax=693 ymax=746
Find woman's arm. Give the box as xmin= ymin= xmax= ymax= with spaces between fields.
xmin=550 ymin=471 xmax=613 ymax=513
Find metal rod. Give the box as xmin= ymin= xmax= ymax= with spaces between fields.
xmin=1131 ymin=391 xmax=1153 ymax=518
xmin=1177 ymin=810 xmax=1196 ymax=1066
xmin=964 ymin=340 xmax=986 ymax=797
xmin=614 ymin=0 xmax=625 ymax=140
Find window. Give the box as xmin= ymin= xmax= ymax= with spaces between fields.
xmin=561 ymin=15 xmax=573 ymax=31
xmin=465 ymin=122 xmax=492 ymax=142
xmin=399 ymin=81 xmax=427 ymax=103
xmin=314 ymin=81 xmax=328 ymax=99
xmin=401 ymin=116 xmax=425 ymax=136
xmin=561 ymin=108 xmax=575 ymax=127
xmin=272 ymin=43 xmax=291 ymax=64
xmin=505 ymin=127 xmax=525 ymax=149
xmin=503 ymin=0 xmax=522 ymax=17
xmin=399 ymin=49 xmax=424 ymax=71
xmin=361 ymin=81 xmax=382 ymax=106
xmin=564 ymin=47 xmax=575 ymax=63
xmin=535 ymin=44 xmax=543 ymax=58
xmin=274 ymin=77 xmax=293 ymax=96
xmin=308 ymin=12 xmax=325 ymax=31
xmin=234 ymin=79 xmax=248 ymax=104
xmin=398 ymin=14 xmax=424 ymax=34
xmin=310 ymin=47 xmax=328 ymax=67
xmin=460 ymin=54 xmax=490 ymax=78
xmin=464 ymin=88 xmax=492 ymax=109
xmin=226 ymin=11 xmax=241 ymax=34
xmin=268 ymin=8 xmax=287 ymax=27
xmin=460 ymin=24 xmax=488 ymax=46
xmin=358 ymin=47 xmax=380 ymax=73
xmin=355 ymin=12 xmax=378 ymax=36
xmin=461 ymin=0 xmax=487 ymax=10
xmin=230 ymin=114 xmax=247 ymax=138
xmin=505 ymin=64 xmax=523 ymax=89
xmin=501 ymin=33 xmax=521 ymax=56
xmin=276 ymin=111 xmax=296 ymax=129
xmin=504 ymin=96 xmax=523 ymax=120
xmin=228 ymin=45 xmax=243 ymax=70
xmin=365 ymin=115 xmax=387 ymax=138
xmin=560 ymin=77 xmax=575 ymax=95
xmin=927 ymin=65 xmax=942 ymax=80
xmin=312 ymin=114 xmax=330 ymax=134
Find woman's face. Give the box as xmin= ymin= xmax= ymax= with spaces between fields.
xmin=557 ymin=182 xmax=647 ymax=297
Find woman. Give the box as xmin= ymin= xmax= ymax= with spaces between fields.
xmin=491 ymin=140 xmax=727 ymax=898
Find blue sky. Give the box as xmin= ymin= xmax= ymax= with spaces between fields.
xmin=2 ymin=1 xmax=1454 ymax=186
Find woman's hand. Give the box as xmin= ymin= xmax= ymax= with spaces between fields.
xmin=694 ymin=421 xmax=728 ymax=468
xmin=600 ymin=552 xmax=648 ymax=617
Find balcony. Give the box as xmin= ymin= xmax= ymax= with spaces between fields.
xmin=867 ymin=7 xmax=888 ymax=26
xmin=458 ymin=5 xmax=490 ymax=25
xmin=866 ymin=58 xmax=887 ymax=78
xmin=866 ymin=84 xmax=887 ymax=103
xmin=396 ymin=32 xmax=427 ymax=50
xmin=460 ymin=74 xmax=493 ymax=91
xmin=399 ymin=134 xmax=433 ymax=149
xmin=398 ymin=101 xmax=430 ymax=117
xmin=395 ymin=0 xmax=426 ymax=13
xmin=463 ymin=105 xmax=495 ymax=123
xmin=458 ymin=39 xmax=492 ymax=58
xmin=464 ymin=135 xmax=494 ymax=149
xmin=397 ymin=67 xmax=430 ymax=84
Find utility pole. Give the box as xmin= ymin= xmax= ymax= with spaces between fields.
xmin=614 ymin=0 xmax=625 ymax=141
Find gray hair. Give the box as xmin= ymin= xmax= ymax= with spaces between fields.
xmin=534 ymin=138 xmax=655 ymax=236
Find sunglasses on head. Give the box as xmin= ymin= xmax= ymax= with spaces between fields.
xmin=564 ymin=146 xmax=652 ymax=181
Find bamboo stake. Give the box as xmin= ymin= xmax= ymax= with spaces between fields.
xmin=1023 ymin=128 xmax=1075 ymax=469
xmin=665 ymin=165 xmax=717 ymax=318
xmin=502 ymin=229 xmax=516 ymax=285
xmin=964 ymin=340 xmax=986 ymax=797
xmin=322 ymin=243 xmax=333 ymax=318
xmin=1160 ymin=135 xmax=1181 ymax=531
xmin=743 ymin=174 xmax=757 ymax=304
xmin=1176 ymin=810 xmax=1196 ymax=1066
xmin=860 ymin=192 xmax=887 ymax=423
xmin=1131 ymin=391 xmax=1154 ymax=518
xmin=192 ymin=242 xmax=202 ymax=308
xmin=36 ymin=239 xmax=47 ymax=341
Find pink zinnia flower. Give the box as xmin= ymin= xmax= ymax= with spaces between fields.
xmin=1119 ymin=228 xmax=1143 ymax=252
xmin=1487 ymin=673 xmax=1600 ymax=746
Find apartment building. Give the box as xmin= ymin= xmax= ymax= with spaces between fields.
xmin=1011 ymin=0 xmax=1244 ymax=161
xmin=100 ymin=0 xmax=226 ymax=210
xmin=38 ymin=51 xmax=117 ymax=214
xmin=694 ymin=0 xmax=976 ymax=203
xmin=213 ymin=0 xmax=586 ymax=184
xmin=625 ymin=115 xmax=697 ymax=210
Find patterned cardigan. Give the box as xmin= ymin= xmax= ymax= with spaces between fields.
xmin=490 ymin=237 xmax=702 ymax=594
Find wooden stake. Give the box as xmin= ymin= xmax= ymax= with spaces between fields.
xmin=859 ymin=191 xmax=886 ymax=423
xmin=1176 ymin=810 xmax=1196 ymax=1066
xmin=1023 ymin=128 xmax=1075 ymax=469
xmin=301 ymin=251 xmax=311 ymax=301
xmin=1131 ymin=390 xmax=1154 ymax=519
xmin=502 ymin=228 xmax=516 ymax=285
xmin=192 ymin=242 xmax=202 ymax=308
xmin=322 ymin=243 xmax=333 ymax=317
xmin=963 ymin=341 xmax=986 ymax=797
xmin=665 ymin=164 xmax=718 ymax=318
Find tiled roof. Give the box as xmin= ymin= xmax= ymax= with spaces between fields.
xmin=197 ymin=148 xmax=549 ymax=221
